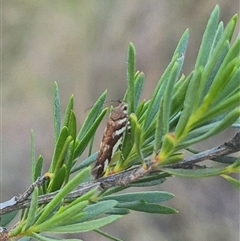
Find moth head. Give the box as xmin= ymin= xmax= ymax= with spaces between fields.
xmin=110 ymin=102 xmax=128 ymax=121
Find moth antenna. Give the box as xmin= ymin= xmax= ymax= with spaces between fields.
xmin=84 ymin=99 xmax=124 ymax=113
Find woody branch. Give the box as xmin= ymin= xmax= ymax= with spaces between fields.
xmin=1 ymin=132 xmax=239 ymax=216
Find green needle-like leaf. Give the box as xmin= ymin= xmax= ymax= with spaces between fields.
xmin=221 ymin=175 xmax=240 ymax=190
xmin=32 ymin=233 xmax=82 ymax=241
xmin=67 ymin=110 xmax=77 ymax=141
xmin=22 ymin=189 xmax=38 ymax=231
xmin=175 ymin=67 xmax=203 ymax=138
xmin=50 ymin=126 xmax=69 ymax=172
xmin=126 ymin=42 xmax=135 ymax=113
xmin=48 ymin=165 xmax=67 ymax=192
xmin=154 ymin=99 xmax=164 ymax=154
xmin=162 ymin=62 xmax=180 ymax=134
xmin=143 ymin=54 xmax=178 ymax=130
xmin=78 ymin=200 xmax=118 ymax=222
xmin=195 ymin=5 xmax=219 ymax=68
xmin=102 ymin=191 xmax=174 ymax=203
xmin=35 ymin=167 xmax=90 ymax=225
xmin=71 ymin=152 xmax=98 ymax=173
xmin=34 ymin=155 xmax=44 ymax=182
xmin=74 ymin=108 xmax=108 ymax=159
xmin=161 ymin=166 xmax=228 ymax=178
xmin=63 ymin=95 xmax=74 ymax=127
xmin=123 ymin=202 xmax=177 ymax=214
xmin=0 ymin=211 xmax=18 ymax=227
xmin=35 ymin=201 xmax=88 ymax=231
xmin=76 ymin=90 xmax=107 ymax=142
xmin=64 ymin=140 xmax=75 ymax=183
xmin=134 ymin=72 xmax=145 ymax=110
xmin=94 ymin=229 xmax=124 ymax=241
xmin=174 ymin=28 xmax=189 ymax=57
xmin=53 ymin=81 xmax=61 ymax=142
xmin=132 ymin=114 xmax=145 ymax=165
xmin=45 ymin=215 xmax=122 ymax=233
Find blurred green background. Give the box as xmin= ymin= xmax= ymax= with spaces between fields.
xmin=2 ymin=1 xmax=239 ymax=241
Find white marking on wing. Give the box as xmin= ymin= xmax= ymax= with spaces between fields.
xmin=117 ymin=117 xmax=128 ymax=125
xmin=103 ymin=159 xmax=109 ymax=171
xmin=111 ymin=135 xmax=123 ymax=157
xmin=114 ymin=127 xmax=126 ymax=137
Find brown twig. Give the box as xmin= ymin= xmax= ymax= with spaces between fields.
xmin=1 ymin=132 xmax=239 ymax=216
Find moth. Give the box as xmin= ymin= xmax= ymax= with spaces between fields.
xmin=91 ymin=102 xmax=128 ymax=179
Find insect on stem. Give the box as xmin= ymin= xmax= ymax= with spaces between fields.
xmin=91 ymin=102 xmax=128 ymax=179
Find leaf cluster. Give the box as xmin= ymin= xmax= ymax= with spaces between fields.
xmin=1 ymin=5 xmax=239 ymax=241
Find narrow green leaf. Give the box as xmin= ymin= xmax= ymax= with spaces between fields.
xmin=221 ymin=175 xmax=240 ymax=190
xmin=53 ymin=82 xmax=61 ymax=142
xmin=196 ymin=91 xmax=240 ymax=126
xmin=48 ymin=165 xmax=66 ymax=192
xmin=126 ymin=42 xmax=135 ymax=113
xmin=135 ymin=100 xmax=147 ymax=120
xmin=222 ymin=14 xmax=238 ymax=42
xmin=68 ymin=110 xmax=77 ymax=141
xmin=35 ymin=201 xmax=89 ymax=231
xmin=101 ymin=186 xmax=127 ymax=197
xmin=78 ymin=200 xmax=118 ymax=222
xmin=159 ymin=133 xmax=176 ymax=159
xmin=46 ymin=215 xmax=122 ymax=233
xmin=64 ymin=140 xmax=75 ymax=183
xmin=175 ymin=67 xmax=203 ymax=138
xmin=76 ymin=90 xmax=107 ymax=142
xmin=22 ymin=189 xmax=38 ymax=231
xmin=18 ymin=238 xmax=32 ymax=241
xmin=56 ymin=135 xmax=73 ymax=173
xmin=134 ymin=72 xmax=145 ymax=110
xmin=50 ymin=126 xmax=69 ymax=172
xmin=102 ymin=191 xmax=174 ymax=203
xmin=132 ymin=114 xmax=145 ymax=165
xmin=74 ymin=108 xmax=108 ymax=159
xmin=130 ymin=175 xmax=167 ymax=187
xmin=106 ymin=208 xmax=130 ymax=215
xmin=32 ymin=232 xmax=82 ymax=241
xmin=174 ymin=28 xmax=189 ymax=57
xmin=228 ymin=158 xmax=240 ymax=170
xmin=177 ymin=108 xmax=240 ymax=149
xmin=211 ymin=156 xmax=237 ymax=165
xmin=34 ymin=155 xmax=43 ymax=182
xmin=198 ymin=13 xmax=238 ymax=99
xmin=124 ymin=202 xmax=177 ymax=214
xmin=0 ymin=211 xmax=18 ymax=226
xmin=220 ymin=36 xmax=240 ymax=69
xmin=171 ymin=74 xmax=190 ymax=115
xmin=71 ymin=152 xmax=98 ymax=173
xmin=88 ymin=133 xmax=95 ymax=157
xmin=161 ymin=166 xmax=227 ymax=178
xmin=195 ymin=5 xmax=219 ymax=68
xmin=211 ymin=21 xmax=224 ymax=50
xmin=35 ymin=167 xmax=90 ymax=225
xmin=144 ymin=54 xmax=178 ymax=130
xmin=202 ymin=57 xmax=239 ymax=106
xmin=201 ymin=41 xmax=230 ymax=99
xmin=63 ymin=95 xmax=74 ymax=127
xmin=65 ymin=188 xmax=97 ymax=207
xmin=163 ymin=62 xmax=180 ymax=134
xmin=154 ymin=99 xmax=164 ymax=154
xmin=94 ymin=229 xmax=124 ymax=241
xmin=202 ymin=108 xmax=240 ymax=137
xmin=159 ymin=153 xmax=183 ymax=166
xmin=213 ymin=68 xmax=240 ymax=105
